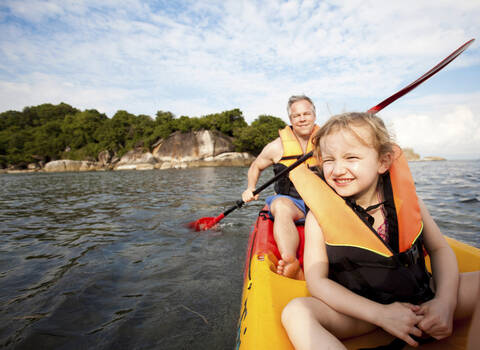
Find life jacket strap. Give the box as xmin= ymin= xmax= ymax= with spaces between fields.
xmin=331 ymin=241 xmax=423 ymax=272
xmin=395 ymin=242 xmax=422 ymax=267
xmin=280 ymin=155 xmax=302 ymax=161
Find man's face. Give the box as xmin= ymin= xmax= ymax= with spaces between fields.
xmin=289 ymin=100 xmax=316 ymax=137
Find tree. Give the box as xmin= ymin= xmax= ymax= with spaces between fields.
xmin=234 ymin=115 xmax=286 ymax=155
xmin=62 ymin=110 xmax=107 ymax=148
xmin=200 ymin=109 xmax=247 ymax=136
xmin=0 ymin=102 xmax=280 ymax=167
xmin=153 ymin=110 xmax=176 ymax=140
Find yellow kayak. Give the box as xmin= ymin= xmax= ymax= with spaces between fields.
xmin=236 ymin=208 xmax=480 ymax=350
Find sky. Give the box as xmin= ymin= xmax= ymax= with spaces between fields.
xmin=0 ymin=0 xmax=479 ymax=159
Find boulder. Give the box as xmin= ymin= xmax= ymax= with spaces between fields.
xmin=189 ymin=152 xmax=254 ymax=167
xmin=153 ymin=130 xmax=235 ymax=162
xmin=27 ymin=163 xmax=40 ymax=170
xmin=114 ymin=149 xmax=156 ymax=170
xmin=44 ymin=160 xmax=102 ymax=172
xmin=402 ymin=148 xmax=421 ymax=161
xmin=98 ymin=150 xmax=113 ymax=166
xmin=422 ymin=156 xmax=446 ymax=161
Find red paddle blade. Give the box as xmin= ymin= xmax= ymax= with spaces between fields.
xmin=187 ymin=217 xmax=215 ymax=231
xmin=188 ymin=213 xmax=225 ymax=231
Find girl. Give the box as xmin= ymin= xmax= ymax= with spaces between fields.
xmin=281 ymin=112 xmax=479 ymax=349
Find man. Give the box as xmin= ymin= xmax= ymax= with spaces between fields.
xmin=242 ymin=95 xmax=319 ymax=279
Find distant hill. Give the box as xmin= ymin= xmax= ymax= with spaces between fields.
xmin=402 ymin=148 xmax=446 ymax=161
xmin=402 ymin=148 xmax=420 ymax=161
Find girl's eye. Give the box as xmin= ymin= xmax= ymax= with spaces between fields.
xmin=347 ymin=156 xmax=359 ymax=160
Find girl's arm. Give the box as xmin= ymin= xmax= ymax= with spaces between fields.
xmin=304 ymin=212 xmax=423 ymax=346
xmin=417 ymin=198 xmax=459 ymax=339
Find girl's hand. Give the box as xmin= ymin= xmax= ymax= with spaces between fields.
xmin=416 ymin=297 xmax=455 ymax=340
xmin=378 ymin=302 xmax=424 ymax=347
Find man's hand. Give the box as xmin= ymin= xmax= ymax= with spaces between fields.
xmin=242 ymin=188 xmax=259 ymax=202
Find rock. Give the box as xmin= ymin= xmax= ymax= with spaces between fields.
xmin=192 ymin=152 xmax=254 ymax=167
xmin=27 ymin=163 xmax=40 ymax=170
xmin=116 ymin=150 xmax=156 ymax=165
xmin=135 ymin=163 xmax=155 ymax=171
xmin=402 ymin=148 xmax=420 ymax=161
xmin=151 ymin=130 xmax=254 ymax=168
xmin=115 ymin=164 xmax=138 ymax=171
xmin=114 ymin=149 xmax=156 ymax=170
xmin=44 ymin=160 xmax=102 ymax=172
xmin=153 ymin=130 xmax=235 ymax=162
xmin=98 ymin=150 xmax=113 ymax=166
xmin=422 ymin=156 xmax=446 ymax=161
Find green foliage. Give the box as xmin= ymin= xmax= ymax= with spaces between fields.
xmin=0 ymin=103 xmax=286 ymax=168
xmin=0 ymin=103 xmax=78 ymax=165
xmin=233 ymin=115 xmax=287 ymax=155
xmin=198 ymin=109 xmax=247 ymax=136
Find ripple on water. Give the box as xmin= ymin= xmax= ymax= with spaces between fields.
xmin=0 ymin=164 xmax=478 ymax=348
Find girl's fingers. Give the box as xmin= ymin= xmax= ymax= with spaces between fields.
xmin=404 ymin=335 xmax=419 ymax=348
xmin=410 ymin=325 xmax=423 ymax=338
xmin=416 ymin=304 xmax=428 ymax=315
xmin=401 ymin=302 xmax=421 ymax=312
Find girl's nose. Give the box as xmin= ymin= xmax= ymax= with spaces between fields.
xmin=331 ymin=161 xmax=346 ymax=176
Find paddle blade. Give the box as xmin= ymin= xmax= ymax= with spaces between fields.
xmin=188 ymin=214 xmax=224 ymax=231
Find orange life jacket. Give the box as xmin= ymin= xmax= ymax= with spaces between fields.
xmin=290 ymin=147 xmax=433 ymax=304
xmin=273 ymin=125 xmax=319 ymax=198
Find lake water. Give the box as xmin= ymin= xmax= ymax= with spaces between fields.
xmin=1 ymin=161 xmax=479 ymax=349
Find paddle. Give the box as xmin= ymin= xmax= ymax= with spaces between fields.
xmin=188 ymin=38 xmax=475 ymax=231
xmin=188 ymin=152 xmax=314 ymax=231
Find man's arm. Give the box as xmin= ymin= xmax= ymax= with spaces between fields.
xmin=242 ymin=137 xmax=282 ymax=202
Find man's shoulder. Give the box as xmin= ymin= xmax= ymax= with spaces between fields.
xmin=266 ymin=136 xmax=283 ymax=152
xmin=259 ymin=137 xmax=283 ymax=162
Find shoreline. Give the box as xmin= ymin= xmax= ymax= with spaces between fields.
xmin=0 ymin=158 xmax=454 ymax=175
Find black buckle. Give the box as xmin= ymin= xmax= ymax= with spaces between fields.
xmin=398 ymin=243 xmax=420 ymax=267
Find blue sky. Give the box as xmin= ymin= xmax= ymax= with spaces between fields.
xmin=0 ymin=0 xmax=479 ymax=159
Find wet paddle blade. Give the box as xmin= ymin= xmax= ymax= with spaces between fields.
xmin=187 ymin=217 xmax=215 ymax=231
xmin=188 ymin=214 xmax=224 ymax=231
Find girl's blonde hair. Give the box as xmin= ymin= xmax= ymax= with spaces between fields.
xmin=312 ymin=112 xmax=396 ymax=160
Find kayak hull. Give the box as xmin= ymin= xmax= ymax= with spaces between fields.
xmin=236 ymin=208 xmax=480 ymax=350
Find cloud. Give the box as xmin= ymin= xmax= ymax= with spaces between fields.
xmin=388 ymin=100 xmax=480 ymax=159
xmin=0 ymin=0 xmax=479 ymax=157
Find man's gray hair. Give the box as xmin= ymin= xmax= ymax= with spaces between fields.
xmin=287 ymin=95 xmax=316 ymax=117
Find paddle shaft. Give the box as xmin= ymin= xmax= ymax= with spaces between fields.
xmin=206 ymin=38 xmax=475 ymax=227
xmin=212 ymin=151 xmax=314 ymax=224
xmin=367 ymin=38 xmax=475 ymax=113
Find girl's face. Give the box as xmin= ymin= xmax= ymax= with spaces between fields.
xmin=320 ymin=126 xmax=389 ymax=202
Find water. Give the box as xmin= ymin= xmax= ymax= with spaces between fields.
xmin=0 ymin=161 xmax=479 ymax=349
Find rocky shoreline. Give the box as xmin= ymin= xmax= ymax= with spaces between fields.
xmin=401 ymin=148 xmax=446 ymax=162
xmin=0 ymin=130 xmax=446 ymax=175
xmin=1 ymin=130 xmax=255 ymax=174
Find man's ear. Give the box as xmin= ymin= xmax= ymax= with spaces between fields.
xmin=378 ymin=152 xmax=393 ymax=174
